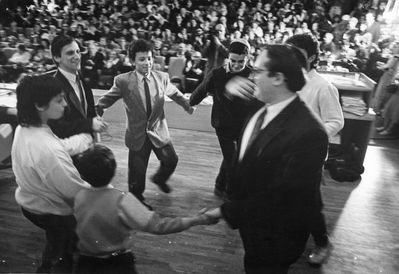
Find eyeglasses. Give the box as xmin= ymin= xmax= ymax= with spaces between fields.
xmin=250 ymin=67 xmax=268 ymax=75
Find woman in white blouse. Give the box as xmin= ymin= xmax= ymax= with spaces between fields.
xmin=12 ymin=75 xmax=93 ymax=273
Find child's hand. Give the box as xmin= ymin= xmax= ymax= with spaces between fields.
xmin=195 ymin=208 xmax=220 ymax=225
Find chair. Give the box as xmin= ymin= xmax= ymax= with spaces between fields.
xmin=168 ymin=56 xmax=186 ymax=92
xmin=2 ymin=48 xmax=17 ymax=60
xmin=154 ymin=55 xmax=166 ymax=71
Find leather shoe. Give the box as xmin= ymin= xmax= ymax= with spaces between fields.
xmin=151 ymin=176 xmax=171 ymax=193
xmin=214 ymin=187 xmax=225 ymax=198
xmin=379 ymin=130 xmax=392 ymax=136
xmin=141 ymin=200 xmax=153 ymax=211
xmin=307 ymin=243 xmax=332 ymax=265
xmin=375 ymin=126 xmax=385 ymax=132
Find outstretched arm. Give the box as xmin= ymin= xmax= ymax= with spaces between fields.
xmin=118 ymin=193 xmax=217 ymax=235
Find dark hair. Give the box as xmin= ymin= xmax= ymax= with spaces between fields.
xmin=16 ymin=75 xmax=64 ymax=126
xmin=50 ymin=35 xmax=75 ymax=65
xmin=73 ymin=144 xmax=116 ymax=187
xmin=229 ymin=41 xmax=249 ymax=55
xmin=263 ymin=44 xmax=306 ymax=92
xmin=289 ymin=45 xmax=308 ymax=71
xmin=128 ymin=39 xmax=153 ymax=60
xmin=285 ymin=34 xmax=319 ymax=69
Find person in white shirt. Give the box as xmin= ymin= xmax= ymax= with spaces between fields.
xmin=12 ymin=75 xmax=93 ymax=273
xmin=73 ymin=144 xmax=217 ymax=274
xmin=285 ymin=34 xmax=344 ymax=265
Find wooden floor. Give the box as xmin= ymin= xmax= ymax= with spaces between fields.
xmin=1 ymin=121 xmax=399 ymax=274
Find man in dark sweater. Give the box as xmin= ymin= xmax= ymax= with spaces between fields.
xmin=190 ymin=39 xmax=262 ymax=199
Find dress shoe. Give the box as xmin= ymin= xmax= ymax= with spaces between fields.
xmin=151 ymin=175 xmax=171 ymax=193
xmin=375 ymin=126 xmax=385 ymax=132
xmin=213 ymin=187 xmax=225 ymax=198
xmin=379 ymin=130 xmax=392 ymax=136
xmin=307 ymin=243 xmax=332 ymax=265
xmin=140 ymin=200 xmax=153 ymax=211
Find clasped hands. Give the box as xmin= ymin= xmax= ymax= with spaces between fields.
xmin=92 ymin=116 xmax=108 ymax=132
xmin=194 ymin=207 xmax=222 ymax=225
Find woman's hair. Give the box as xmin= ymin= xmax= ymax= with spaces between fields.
xmin=16 ymin=75 xmax=64 ymax=126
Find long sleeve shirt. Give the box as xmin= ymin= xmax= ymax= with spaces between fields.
xmin=12 ymin=125 xmax=91 ymax=215
xmin=298 ymin=69 xmax=344 ymax=139
xmin=74 ymin=186 xmax=198 ymax=257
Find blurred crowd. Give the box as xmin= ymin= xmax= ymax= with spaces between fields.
xmin=0 ymin=0 xmax=398 ymax=91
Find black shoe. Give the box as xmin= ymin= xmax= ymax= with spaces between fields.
xmin=213 ymin=187 xmax=225 ymax=198
xmin=134 ymin=194 xmax=153 ymax=211
xmin=141 ymin=200 xmax=153 ymax=211
xmin=151 ymin=176 xmax=171 ymax=193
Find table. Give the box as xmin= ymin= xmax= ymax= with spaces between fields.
xmin=318 ymin=71 xmax=376 ymax=169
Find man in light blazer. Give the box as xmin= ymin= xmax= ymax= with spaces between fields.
xmin=48 ymin=35 xmax=107 ymax=139
xmin=204 ymin=44 xmax=329 ymax=273
xmin=96 ymin=39 xmax=194 ymax=208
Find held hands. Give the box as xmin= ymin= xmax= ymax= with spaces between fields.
xmin=193 ymin=208 xmax=222 ymax=225
xmin=95 ymin=105 xmax=104 ymax=116
xmin=186 ymin=106 xmax=195 ymax=115
xmin=225 ymin=76 xmax=257 ymax=101
xmin=92 ymin=116 xmax=108 ymax=132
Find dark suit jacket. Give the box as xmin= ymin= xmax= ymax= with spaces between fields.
xmin=220 ymin=97 xmax=329 ymax=268
xmin=190 ymin=65 xmax=262 ymax=135
xmin=48 ymin=70 xmax=96 ymax=138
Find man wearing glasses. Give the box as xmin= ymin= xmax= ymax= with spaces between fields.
xmin=204 ymin=44 xmax=328 ymax=273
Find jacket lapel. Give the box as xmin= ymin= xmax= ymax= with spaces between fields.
xmin=240 ymin=97 xmax=301 ymax=167
xmin=56 ymin=70 xmax=86 ymax=117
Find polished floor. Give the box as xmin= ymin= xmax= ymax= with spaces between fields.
xmin=0 ymin=120 xmax=398 ymax=273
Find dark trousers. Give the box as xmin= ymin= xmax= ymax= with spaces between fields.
xmin=310 ymin=187 xmax=329 ymax=247
xmin=75 ymin=253 xmax=137 ymax=274
xmin=215 ymin=128 xmax=239 ymax=195
xmin=128 ymin=137 xmax=178 ymax=199
xmin=21 ymin=208 xmax=77 ymax=273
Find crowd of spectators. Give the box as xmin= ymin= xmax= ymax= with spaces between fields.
xmin=0 ymin=0 xmax=398 ymax=91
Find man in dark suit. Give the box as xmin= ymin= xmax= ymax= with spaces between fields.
xmin=204 ymin=44 xmax=329 ymax=273
xmin=48 ymin=35 xmax=107 ymax=138
xmin=190 ymin=39 xmax=261 ymax=199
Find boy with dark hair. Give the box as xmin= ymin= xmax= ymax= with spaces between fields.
xmin=96 ymin=39 xmax=194 ymax=208
xmin=73 ymin=144 xmax=216 ymax=274
xmin=285 ymin=33 xmax=344 ymax=265
xmin=190 ymin=39 xmax=262 ymax=200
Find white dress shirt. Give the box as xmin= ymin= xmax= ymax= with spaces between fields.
xmin=12 ymin=125 xmax=90 ymax=215
xmin=239 ymin=95 xmax=297 ymax=161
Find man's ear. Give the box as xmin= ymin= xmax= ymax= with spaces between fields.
xmin=53 ymin=55 xmax=60 ymax=65
xmin=34 ymin=103 xmax=47 ymax=112
xmin=272 ymin=72 xmax=285 ymax=86
xmin=308 ymin=54 xmax=316 ymax=64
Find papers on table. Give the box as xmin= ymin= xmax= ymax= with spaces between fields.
xmin=341 ymin=95 xmax=367 ymax=116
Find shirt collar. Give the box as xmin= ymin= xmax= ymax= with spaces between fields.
xmin=59 ymin=67 xmax=78 ymax=82
xmin=136 ymin=71 xmax=151 ymax=82
xmin=267 ymin=95 xmax=297 ymax=114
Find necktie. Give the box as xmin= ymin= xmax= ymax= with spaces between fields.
xmin=143 ymin=77 xmax=152 ymax=118
xmin=76 ymin=74 xmax=86 ymax=115
xmin=247 ymin=108 xmax=267 ymax=150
